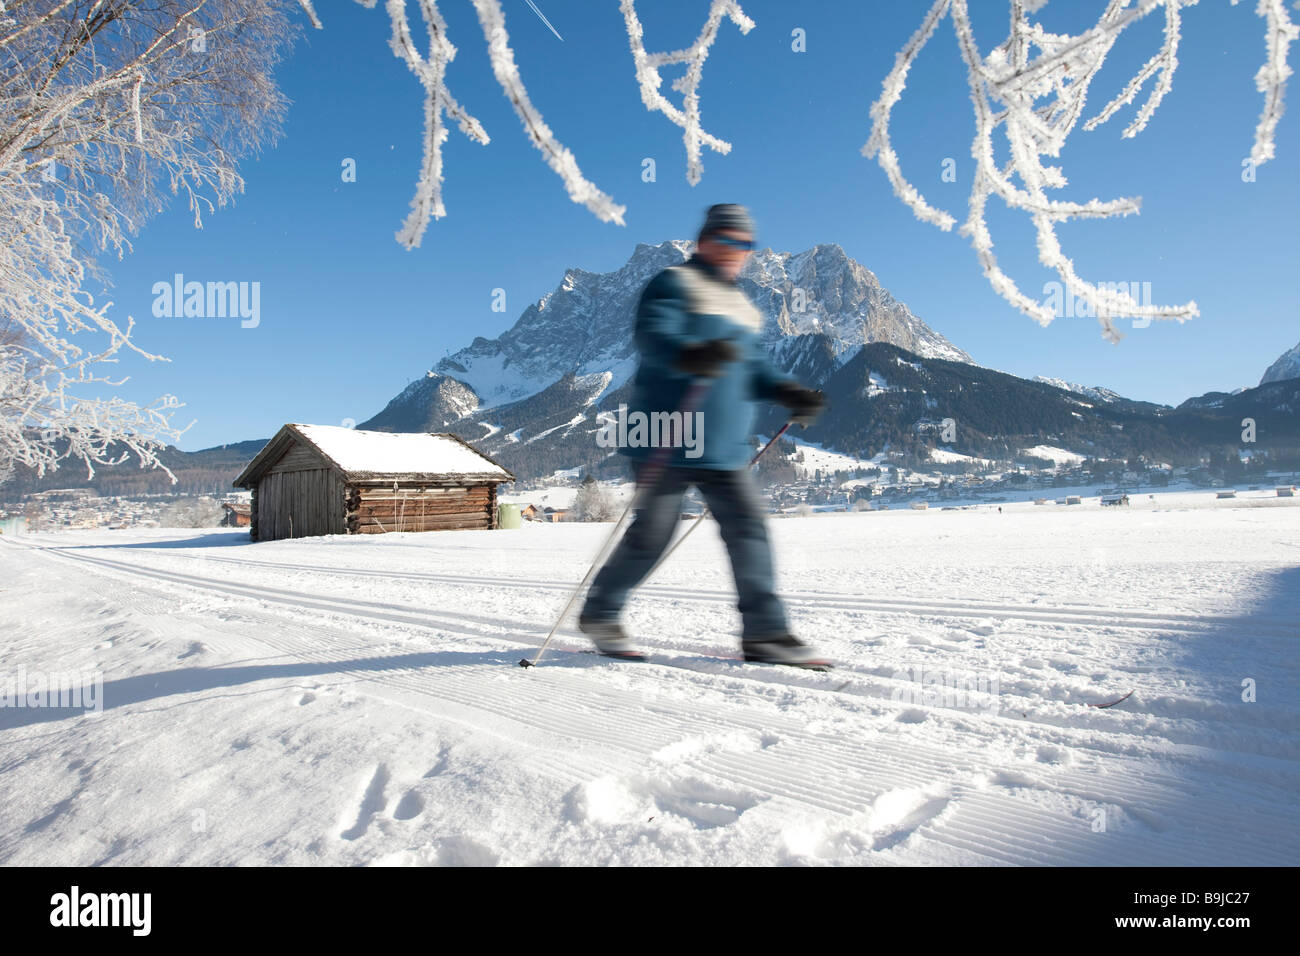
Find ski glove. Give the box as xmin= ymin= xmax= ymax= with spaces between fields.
xmin=674 ymin=339 xmax=739 ymax=378
xmin=772 ymin=382 xmax=827 ymax=426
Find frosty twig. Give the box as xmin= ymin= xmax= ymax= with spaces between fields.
xmin=619 ymin=0 xmax=754 ymax=185
xmin=864 ymin=0 xmax=1296 ymax=343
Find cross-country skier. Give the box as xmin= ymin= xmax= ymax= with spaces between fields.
xmin=578 ymin=204 xmax=829 ymax=668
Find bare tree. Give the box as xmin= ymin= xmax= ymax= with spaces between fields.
xmin=1 ymin=0 xmax=298 ymax=484
xmin=572 ymin=474 xmax=617 ymax=521
xmin=159 ymin=494 xmax=223 ymax=527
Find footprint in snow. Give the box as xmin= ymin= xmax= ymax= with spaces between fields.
xmin=1123 ymin=806 xmax=1169 ymax=833
xmin=651 ymin=777 xmax=760 ymax=830
xmin=990 ymin=768 xmax=1040 ymax=788
xmin=571 ymin=774 xmax=762 ymax=830
xmin=868 ymin=787 xmax=953 ymax=851
xmin=339 ymin=764 xmax=389 ymax=841
xmin=372 ymin=836 xmax=498 ymax=867
xmin=1036 ymin=744 xmax=1073 ymax=765
xmin=391 ymin=790 xmax=424 ymax=821
xmin=650 ymin=730 xmax=774 ymax=763
xmin=423 ymin=745 xmax=453 ymax=778
xmin=432 ymin=835 xmax=497 ymax=866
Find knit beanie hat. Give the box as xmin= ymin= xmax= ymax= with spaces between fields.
xmin=698 ymin=203 xmax=755 ymax=240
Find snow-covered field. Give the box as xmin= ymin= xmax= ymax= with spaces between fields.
xmin=1 ymin=495 xmax=1297 ymax=866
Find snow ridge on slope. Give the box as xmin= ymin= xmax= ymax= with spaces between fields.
xmin=1033 ymin=376 xmax=1125 ymax=404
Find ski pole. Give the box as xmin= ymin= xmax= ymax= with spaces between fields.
xmin=641 ymin=421 xmax=793 ymax=584
xmin=520 ymin=378 xmax=712 ymax=668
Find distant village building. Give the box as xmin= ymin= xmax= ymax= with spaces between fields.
xmin=221 ymin=502 xmax=252 ymax=527
xmin=33 ymin=488 xmax=94 ymax=502
xmin=232 ymin=424 xmax=514 ymax=541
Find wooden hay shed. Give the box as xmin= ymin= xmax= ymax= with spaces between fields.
xmin=232 ymin=424 xmax=514 ymax=541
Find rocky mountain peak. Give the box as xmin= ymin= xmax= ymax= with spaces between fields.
xmin=1260 ymin=341 xmax=1300 ymax=386
xmin=371 ymin=239 xmax=970 ymax=436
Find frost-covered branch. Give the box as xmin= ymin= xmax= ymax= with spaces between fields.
xmin=619 ymin=0 xmax=754 ymax=185
xmin=862 ymin=0 xmax=957 ymax=230
xmin=1246 ymin=0 xmax=1299 ymax=164
xmin=303 ymin=0 xmax=758 ymax=236
xmin=864 ymin=0 xmax=1295 ymax=343
xmin=296 ymin=0 xmax=322 ymax=30
xmin=323 ymin=0 xmax=623 ymax=246
xmin=383 ymin=0 xmax=491 ymax=247
xmin=1084 ymin=0 xmax=1185 ymax=137
xmin=471 ymin=0 xmax=624 ymax=226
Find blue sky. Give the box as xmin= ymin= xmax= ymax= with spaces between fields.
xmin=93 ymin=0 xmax=1298 ymax=450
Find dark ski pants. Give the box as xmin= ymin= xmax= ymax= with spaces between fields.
xmin=582 ymin=463 xmax=790 ymax=639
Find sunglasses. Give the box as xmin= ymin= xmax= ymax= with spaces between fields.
xmin=708 ymin=234 xmax=754 ymax=251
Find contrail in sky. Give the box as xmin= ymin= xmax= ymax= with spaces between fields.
xmin=522 ymin=0 xmax=564 ymax=42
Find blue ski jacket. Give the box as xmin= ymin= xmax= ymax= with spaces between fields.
xmin=619 ymin=255 xmax=796 ymax=471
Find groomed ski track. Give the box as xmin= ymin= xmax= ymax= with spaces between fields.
xmin=1 ymin=510 xmax=1296 ymax=866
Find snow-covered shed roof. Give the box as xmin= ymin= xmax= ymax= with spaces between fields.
xmin=233 ymin=424 xmax=514 ymax=488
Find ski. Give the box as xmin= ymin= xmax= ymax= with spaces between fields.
xmin=1089 ymin=689 xmax=1136 ymax=709
xmin=577 ymin=647 xmax=833 ymax=673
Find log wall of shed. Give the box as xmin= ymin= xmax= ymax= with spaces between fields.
xmin=255 ymin=468 xmax=347 ymax=541
xmin=346 ymin=484 xmax=495 ymax=534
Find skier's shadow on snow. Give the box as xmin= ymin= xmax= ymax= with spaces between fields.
xmin=988 ymin=563 xmax=1300 ymax=866
xmin=0 ymin=649 xmax=526 ymax=731
xmin=45 ymin=532 xmax=260 ymax=550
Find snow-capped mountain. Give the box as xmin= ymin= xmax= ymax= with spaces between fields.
xmin=1032 ymin=377 xmax=1126 ymax=404
xmin=333 ymin=241 xmax=1286 ymax=483
xmin=362 ymin=240 xmax=971 ymax=433
xmin=1260 ymin=341 xmax=1300 ymax=385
